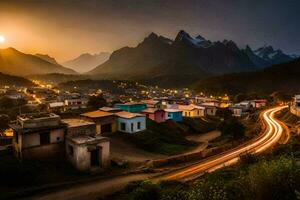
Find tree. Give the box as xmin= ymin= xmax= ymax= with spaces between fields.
xmin=87 ymin=95 xmax=107 ymax=110
xmin=271 ymin=91 xmax=292 ymax=104
xmin=216 ymin=108 xmax=233 ymax=120
xmin=218 ymin=118 xmax=245 ymax=139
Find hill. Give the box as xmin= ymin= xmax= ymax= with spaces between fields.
xmin=194 ymin=59 xmax=300 ymax=95
xmin=88 ymin=31 xmax=296 ymax=87
xmin=0 ymin=72 xmax=34 ymax=86
xmin=0 ymin=48 xmax=76 ymax=76
xmin=64 ymin=52 xmax=110 ymax=73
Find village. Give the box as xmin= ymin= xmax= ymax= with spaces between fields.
xmin=0 ymin=81 xmax=269 ymax=175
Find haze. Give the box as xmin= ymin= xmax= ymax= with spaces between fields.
xmin=0 ymin=0 xmax=299 ymax=62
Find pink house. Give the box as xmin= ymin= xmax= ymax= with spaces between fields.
xmin=141 ymin=108 xmax=166 ymax=123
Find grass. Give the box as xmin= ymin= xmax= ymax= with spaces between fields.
xmin=102 ymin=135 xmax=300 ymax=200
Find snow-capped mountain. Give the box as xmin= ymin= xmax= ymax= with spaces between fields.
xmin=253 ymin=45 xmax=293 ymax=65
xmin=174 ymin=30 xmax=212 ymax=48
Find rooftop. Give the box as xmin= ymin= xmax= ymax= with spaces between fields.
xmin=81 ymin=110 xmax=114 ymax=118
xmin=62 ymin=118 xmax=95 ymax=128
xmin=18 ymin=113 xmax=59 ymax=121
xmin=142 ymin=108 xmax=164 ymax=113
xmin=115 ymin=111 xmax=145 ymax=119
xmin=164 ymin=108 xmax=182 ymax=113
xmin=69 ymin=135 xmax=109 ymax=145
xmin=99 ymin=107 xmax=122 ymax=112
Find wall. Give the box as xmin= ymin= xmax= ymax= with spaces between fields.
xmin=117 ymin=117 xmax=146 ymax=133
xmin=66 ymin=124 xmax=96 ymax=137
xmin=66 ymin=139 xmax=110 ymax=171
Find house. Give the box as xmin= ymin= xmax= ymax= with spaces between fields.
xmin=178 ymin=104 xmax=205 ymax=117
xmin=201 ymin=105 xmax=217 ymax=116
xmin=10 ymin=113 xmax=66 ymax=159
xmin=81 ymin=110 xmax=117 ymax=135
xmin=115 ymin=111 xmax=146 ymax=133
xmin=249 ymin=100 xmax=267 ymax=108
xmin=141 ymin=108 xmax=166 ymax=123
xmin=63 ymin=118 xmax=110 ymax=172
xmin=164 ymin=109 xmax=183 ymax=122
xmin=140 ymin=99 xmax=163 ymax=109
xmin=114 ymin=102 xmax=147 ymax=113
xmin=230 ymin=106 xmax=244 ymax=117
xmin=48 ymin=101 xmax=65 ymax=112
xmin=64 ymin=97 xmax=88 ymax=111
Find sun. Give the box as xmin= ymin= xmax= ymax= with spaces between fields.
xmin=0 ymin=35 xmax=6 ymax=43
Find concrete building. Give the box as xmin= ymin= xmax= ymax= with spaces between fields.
xmin=178 ymin=104 xmax=205 ymax=118
xmin=164 ymin=109 xmax=183 ymax=122
xmin=201 ymin=105 xmax=217 ymax=116
xmin=64 ymin=98 xmax=88 ymax=111
xmin=63 ymin=118 xmax=110 ymax=172
xmin=10 ymin=113 xmax=111 ymax=172
xmin=10 ymin=113 xmax=66 ymax=159
xmin=249 ymin=100 xmax=267 ymax=108
xmin=141 ymin=108 xmax=166 ymax=123
xmin=66 ymin=135 xmax=110 ymax=171
xmin=115 ymin=111 xmax=146 ymax=133
xmin=81 ymin=110 xmax=117 ymax=135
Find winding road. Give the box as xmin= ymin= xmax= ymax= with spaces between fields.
xmin=159 ymin=106 xmax=288 ymax=181
xmin=24 ymin=106 xmax=288 ymax=200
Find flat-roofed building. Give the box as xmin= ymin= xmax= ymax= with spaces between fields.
xmin=81 ymin=110 xmax=117 ymax=135
xmin=63 ymin=118 xmax=110 ymax=172
xmin=10 ymin=113 xmax=66 ymax=159
xmin=115 ymin=111 xmax=146 ymax=133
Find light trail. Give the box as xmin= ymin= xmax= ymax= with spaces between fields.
xmin=159 ymin=106 xmax=288 ymax=181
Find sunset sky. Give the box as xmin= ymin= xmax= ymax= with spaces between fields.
xmin=0 ymin=0 xmax=299 ymax=62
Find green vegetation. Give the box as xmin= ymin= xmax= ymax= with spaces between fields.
xmin=118 ymin=117 xmax=218 ymax=155
xmin=103 ymin=135 xmax=300 ymax=200
xmin=87 ymin=95 xmax=107 ymax=110
xmin=182 ymin=117 xmax=217 ymax=133
xmin=118 ymin=120 xmax=196 ymax=155
xmin=218 ymin=118 xmax=246 ymax=140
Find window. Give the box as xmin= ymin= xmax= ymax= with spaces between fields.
xmin=120 ymin=123 xmax=126 ymax=131
xmin=137 ymin=122 xmax=141 ymax=129
xmin=131 ymin=123 xmax=134 ymax=132
xmin=68 ymin=145 xmax=74 ymax=157
xmin=40 ymin=132 xmax=50 ymax=145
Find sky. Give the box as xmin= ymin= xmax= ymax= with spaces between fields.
xmin=0 ymin=0 xmax=299 ymax=62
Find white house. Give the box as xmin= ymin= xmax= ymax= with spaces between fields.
xmin=115 ymin=111 xmax=146 ymax=133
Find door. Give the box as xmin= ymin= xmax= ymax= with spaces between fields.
xmin=90 ymin=149 xmax=99 ymax=167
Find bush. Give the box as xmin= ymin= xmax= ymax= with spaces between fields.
xmin=218 ymin=118 xmax=246 ymax=139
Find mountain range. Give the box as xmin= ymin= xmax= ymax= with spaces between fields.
xmin=0 ymin=48 xmax=76 ymax=76
xmin=0 ymin=30 xmax=297 ymax=88
xmin=193 ymin=58 xmax=300 ymax=95
xmin=88 ymin=30 xmax=296 ymax=86
xmin=64 ymin=52 xmax=110 ymax=73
